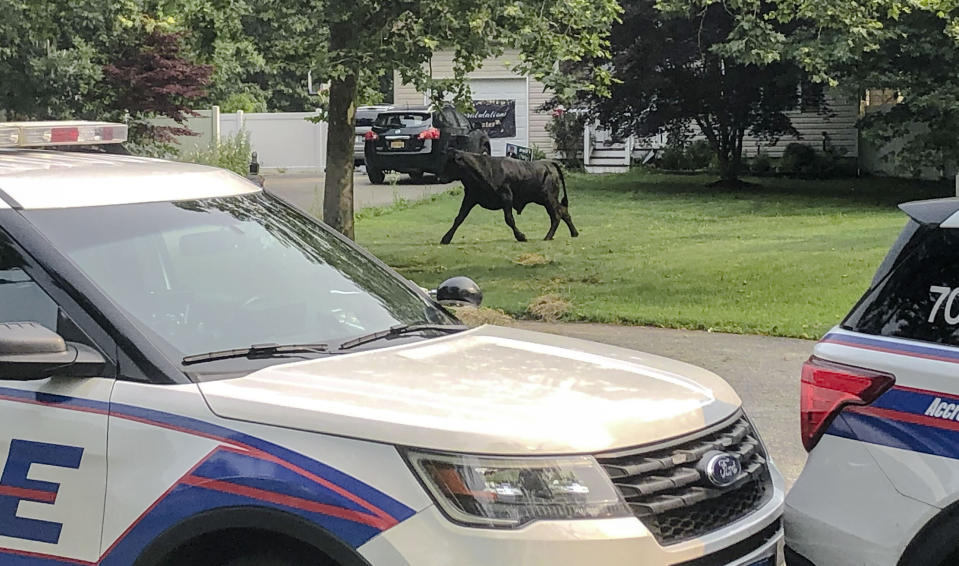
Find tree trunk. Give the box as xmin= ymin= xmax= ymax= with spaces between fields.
xmin=322 ymin=72 xmax=359 ymax=239
xmin=718 ymin=129 xmax=744 ymax=184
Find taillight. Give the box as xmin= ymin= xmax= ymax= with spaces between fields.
xmin=418 ymin=127 xmax=440 ymax=140
xmin=800 ymin=356 xmax=895 ymax=452
xmin=364 ymin=130 xmax=378 ymax=141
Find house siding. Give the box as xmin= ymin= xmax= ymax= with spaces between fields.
xmin=739 ymin=94 xmax=860 ymax=158
xmin=528 ymin=78 xmax=554 ymax=154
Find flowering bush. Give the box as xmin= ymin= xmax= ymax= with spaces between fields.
xmin=545 ymin=107 xmax=587 ymax=168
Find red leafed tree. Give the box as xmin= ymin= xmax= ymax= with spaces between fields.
xmin=103 ymin=30 xmax=213 ymax=144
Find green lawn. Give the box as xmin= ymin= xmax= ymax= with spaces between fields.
xmin=355 ymin=170 xmax=953 ymax=339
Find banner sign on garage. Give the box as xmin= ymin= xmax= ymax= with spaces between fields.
xmin=467 ymin=100 xmax=517 ymax=139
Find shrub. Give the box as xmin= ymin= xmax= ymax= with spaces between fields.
xmin=751 ymin=154 xmax=773 ymax=175
xmin=780 ymin=143 xmax=818 ymax=177
xmin=530 ymin=144 xmax=548 ymax=161
xmin=686 ymin=140 xmax=714 ymax=170
xmin=657 ymin=146 xmax=689 ymax=170
xmin=219 ymin=92 xmax=268 ymax=113
xmin=655 ymin=140 xmax=714 ymax=171
xmin=181 ymin=131 xmax=252 ymax=176
xmin=546 ymin=109 xmax=587 ymax=168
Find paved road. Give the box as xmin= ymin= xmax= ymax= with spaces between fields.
xmin=514 ymin=321 xmax=812 ymax=486
xmin=263 ymin=170 xmax=456 ymax=217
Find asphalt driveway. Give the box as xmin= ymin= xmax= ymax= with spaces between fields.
xmin=513 ymin=321 xmax=812 ymax=486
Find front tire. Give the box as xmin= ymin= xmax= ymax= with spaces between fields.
xmin=367 ymin=167 xmax=385 ymax=184
xmin=409 ymin=170 xmax=425 ymax=183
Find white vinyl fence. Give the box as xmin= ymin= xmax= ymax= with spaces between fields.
xmin=152 ymin=107 xmax=329 ymax=173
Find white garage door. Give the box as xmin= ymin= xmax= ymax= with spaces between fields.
xmin=469 ymin=79 xmax=528 ymax=157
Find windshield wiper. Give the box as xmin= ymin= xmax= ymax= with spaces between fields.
xmin=335 ymin=324 xmax=468 ymax=352
xmin=182 ymin=342 xmax=330 ymax=366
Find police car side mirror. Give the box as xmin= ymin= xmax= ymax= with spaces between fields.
xmin=434 ymin=276 xmax=483 ymax=307
xmin=0 ymin=322 xmax=105 ymax=381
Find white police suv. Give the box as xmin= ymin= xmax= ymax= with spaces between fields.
xmin=785 ymin=198 xmax=959 ymax=565
xmin=0 ymin=121 xmax=782 ymax=565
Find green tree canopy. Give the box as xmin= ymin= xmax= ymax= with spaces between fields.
xmin=849 ymin=8 xmax=959 ymax=178
xmin=591 ymin=0 xmax=805 ymax=183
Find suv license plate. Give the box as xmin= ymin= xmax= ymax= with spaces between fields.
xmin=390 ymin=140 xmax=405 ymax=149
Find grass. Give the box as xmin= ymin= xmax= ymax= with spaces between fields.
xmin=355 ymin=169 xmax=953 ymax=339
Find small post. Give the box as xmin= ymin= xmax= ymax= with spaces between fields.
xmin=210 ymin=105 xmax=221 ymax=149
xmin=247 ymin=151 xmax=264 ymax=188
xmin=236 ymin=109 xmax=245 ymax=130
xmin=625 ymin=136 xmax=633 ymax=167
xmin=955 ymin=172 xmax=958 ymax=197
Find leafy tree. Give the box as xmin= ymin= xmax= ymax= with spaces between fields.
xmin=103 ymin=29 xmax=213 ymax=145
xmin=146 ymin=0 xmax=327 ymax=112
xmin=644 ymin=0 xmax=959 ymax=180
xmin=237 ymin=0 xmax=327 ymax=111
xmin=0 ymin=0 xmax=130 ymax=120
xmin=851 ymin=9 xmax=959 ymax=178
xmin=0 ymin=1 xmax=216 ymax=150
xmin=318 ymin=0 xmax=622 ymax=239
xmin=592 ymin=0 xmax=803 ymax=184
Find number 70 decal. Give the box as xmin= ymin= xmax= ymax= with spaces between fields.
xmin=929 ymin=286 xmax=959 ymax=324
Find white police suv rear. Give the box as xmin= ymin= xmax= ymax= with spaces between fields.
xmin=786 ymin=198 xmax=959 ymax=566
xmin=0 ymin=121 xmax=782 ymax=565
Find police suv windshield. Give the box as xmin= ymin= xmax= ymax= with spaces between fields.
xmin=23 ymin=192 xmax=455 ymax=363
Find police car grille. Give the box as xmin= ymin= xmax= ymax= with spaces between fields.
xmin=595 ymin=415 xmax=772 ymax=545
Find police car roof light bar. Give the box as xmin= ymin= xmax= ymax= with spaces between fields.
xmin=0 ymin=121 xmax=128 ymax=148
xmin=0 ymin=126 xmax=20 ymax=147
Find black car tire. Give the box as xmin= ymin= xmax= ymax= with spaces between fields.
xmin=367 ymin=167 xmax=386 ymax=184
xmin=223 ymin=553 xmax=325 ymax=566
xmin=409 ymin=170 xmax=425 ymax=183
xmin=482 ymin=144 xmax=491 ymax=155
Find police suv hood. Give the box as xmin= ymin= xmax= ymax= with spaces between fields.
xmin=197 ymin=326 xmax=742 ymax=454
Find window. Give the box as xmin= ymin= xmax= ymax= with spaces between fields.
xmin=800 ymin=80 xmax=825 ymax=114
xmin=844 ymin=224 xmax=959 ymax=346
xmin=24 ymin=193 xmax=456 ymax=362
xmin=453 ymin=109 xmax=472 ymax=130
xmin=0 ymin=234 xmax=58 ymax=330
xmin=374 ymin=113 xmax=431 ymax=128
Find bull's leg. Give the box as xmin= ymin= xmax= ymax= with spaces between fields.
xmin=500 ymin=199 xmax=527 ymax=242
xmin=561 ymin=206 xmax=579 ymax=237
xmin=441 ymin=198 xmax=477 ymax=244
xmin=543 ymin=202 xmax=561 ymax=241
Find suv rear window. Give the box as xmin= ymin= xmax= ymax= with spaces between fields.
xmin=355 ymin=112 xmax=378 ymax=127
xmin=844 ymin=222 xmax=959 ymax=345
xmin=374 ymin=113 xmax=430 ymax=128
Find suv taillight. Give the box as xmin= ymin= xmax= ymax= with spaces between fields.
xmin=800 ymin=356 xmax=895 ymax=452
xmin=418 ymin=127 xmax=440 ymax=140
xmin=364 ymin=130 xmax=378 ymax=141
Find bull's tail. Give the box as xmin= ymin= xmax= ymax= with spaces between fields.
xmin=554 ymin=162 xmax=569 ymax=206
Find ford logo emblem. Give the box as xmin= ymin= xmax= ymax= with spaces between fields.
xmin=699 ymin=451 xmax=742 ymax=488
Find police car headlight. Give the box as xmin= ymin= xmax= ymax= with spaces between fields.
xmin=404 ymin=449 xmax=631 ymax=528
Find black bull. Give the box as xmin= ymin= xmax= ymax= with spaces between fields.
xmin=440 ymin=150 xmax=579 ymax=244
